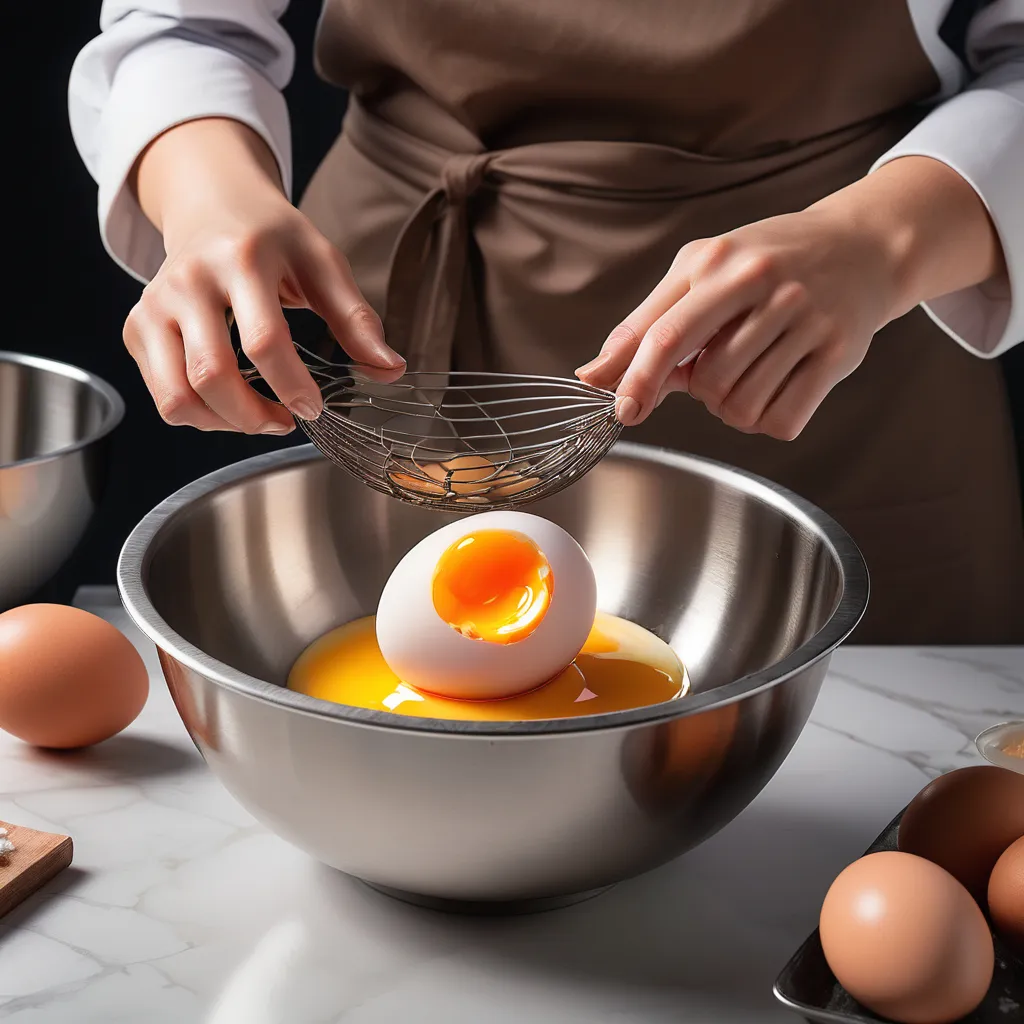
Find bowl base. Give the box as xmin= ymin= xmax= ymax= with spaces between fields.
xmin=362 ymin=880 xmax=614 ymax=915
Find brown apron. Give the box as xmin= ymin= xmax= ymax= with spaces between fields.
xmin=301 ymin=0 xmax=1024 ymax=644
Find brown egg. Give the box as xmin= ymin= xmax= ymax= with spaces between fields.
xmin=988 ymin=835 xmax=1024 ymax=958
xmin=898 ymin=765 xmax=1024 ymax=902
xmin=0 ymin=604 xmax=149 ymax=749
xmin=820 ymin=851 xmax=994 ymax=1024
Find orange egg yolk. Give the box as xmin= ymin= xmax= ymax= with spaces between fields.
xmin=431 ymin=529 xmax=553 ymax=644
xmin=287 ymin=611 xmax=687 ymax=722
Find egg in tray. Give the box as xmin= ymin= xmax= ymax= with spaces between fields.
xmin=776 ymin=765 xmax=1024 ymax=1024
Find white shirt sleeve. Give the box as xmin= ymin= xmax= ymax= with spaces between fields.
xmin=68 ymin=1 xmax=295 ymax=284
xmin=874 ymin=0 xmax=1024 ymax=358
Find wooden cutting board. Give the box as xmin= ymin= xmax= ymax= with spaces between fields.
xmin=0 ymin=820 xmax=73 ymax=918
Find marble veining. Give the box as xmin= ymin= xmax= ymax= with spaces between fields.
xmin=0 ymin=586 xmax=1021 ymax=1023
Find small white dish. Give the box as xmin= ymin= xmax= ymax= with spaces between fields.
xmin=976 ymin=720 xmax=1024 ymax=774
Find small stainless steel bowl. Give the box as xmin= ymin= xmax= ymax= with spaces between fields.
xmin=0 ymin=352 xmax=124 ymax=610
xmin=976 ymin=721 xmax=1024 ymax=774
xmin=118 ymin=443 xmax=868 ymax=909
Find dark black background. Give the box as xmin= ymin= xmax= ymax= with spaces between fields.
xmin=15 ymin=4 xmax=1024 ymax=604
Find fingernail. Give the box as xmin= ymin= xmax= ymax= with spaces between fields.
xmin=615 ymin=396 xmax=641 ymax=426
xmin=374 ymin=348 xmax=406 ymax=370
xmin=260 ymin=421 xmax=295 ymax=435
xmin=291 ymin=397 xmax=321 ymax=421
xmin=576 ymin=352 xmax=609 ymax=377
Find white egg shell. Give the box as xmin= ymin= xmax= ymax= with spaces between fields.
xmin=376 ymin=511 xmax=597 ymax=700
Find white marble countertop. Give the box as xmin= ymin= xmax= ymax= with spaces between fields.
xmin=1 ymin=586 xmax=1022 ymax=1024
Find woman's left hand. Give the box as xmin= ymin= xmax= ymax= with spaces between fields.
xmin=578 ymin=156 xmax=1007 ymax=441
xmin=576 ymin=206 xmax=903 ymax=440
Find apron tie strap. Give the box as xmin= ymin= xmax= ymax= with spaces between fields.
xmin=345 ymin=96 xmax=899 ymax=374
xmin=384 ymin=151 xmax=493 ymax=372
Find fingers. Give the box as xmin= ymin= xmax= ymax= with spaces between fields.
xmin=647 ymin=316 xmax=852 ymax=440
xmin=177 ymin=295 xmax=294 ymax=434
xmin=576 ymin=261 xmax=693 ymax=390
xmin=687 ymin=283 xmax=807 ymax=417
xmin=577 ymin=217 xmax=876 ymax=436
xmin=756 ymin=351 xmax=847 ymax=441
xmin=716 ymin=319 xmax=826 ymax=433
xmin=230 ymin=269 xmax=323 ymax=420
xmin=295 ymin=242 xmax=405 ymax=371
xmin=122 ymin=201 xmax=403 ymax=430
xmin=615 ymin=260 xmax=774 ymax=424
xmin=654 ymin=364 xmax=692 ymax=409
xmin=124 ymin=304 xmax=237 ymax=432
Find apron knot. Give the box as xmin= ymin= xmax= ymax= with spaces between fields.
xmin=383 ymin=149 xmax=494 ymax=372
xmin=441 ymin=153 xmax=491 ymax=203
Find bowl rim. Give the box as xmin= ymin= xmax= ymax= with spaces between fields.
xmin=117 ymin=442 xmax=869 ymax=737
xmin=0 ymin=350 xmax=126 ymax=470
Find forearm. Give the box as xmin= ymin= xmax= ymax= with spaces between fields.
xmin=811 ymin=155 xmax=1006 ymax=325
xmin=133 ymin=117 xmax=284 ymax=247
xmin=70 ymin=2 xmax=295 ymax=284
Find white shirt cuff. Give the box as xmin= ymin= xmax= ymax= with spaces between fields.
xmin=98 ymin=36 xmax=293 ymax=284
xmin=873 ymin=87 xmax=1024 ymax=359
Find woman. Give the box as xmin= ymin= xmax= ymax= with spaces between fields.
xmin=70 ymin=1 xmax=1024 ymax=642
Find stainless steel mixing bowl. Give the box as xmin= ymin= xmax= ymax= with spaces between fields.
xmin=0 ymin=351 xmax=124 ymax=610
xmin=118 ymin=443 xmax=868 ymax=909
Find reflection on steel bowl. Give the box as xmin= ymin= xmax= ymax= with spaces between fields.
xmin=118 ymin=442 xmax=868 ymax=910
xmin=0 ymin=352 xmax=124 ymax=609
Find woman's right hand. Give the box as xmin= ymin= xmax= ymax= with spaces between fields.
xmin=124 ymin=117 xmax=405 ymax=434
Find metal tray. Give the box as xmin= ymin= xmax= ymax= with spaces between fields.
xmin=773 ymin=808 xmax=1023 ymax=1023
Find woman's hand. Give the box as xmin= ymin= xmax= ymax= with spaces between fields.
xmin=578 ymin=156 xmax=1005 ymax=440
xmin=124 ymin=118 xmax=404 ymax=434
